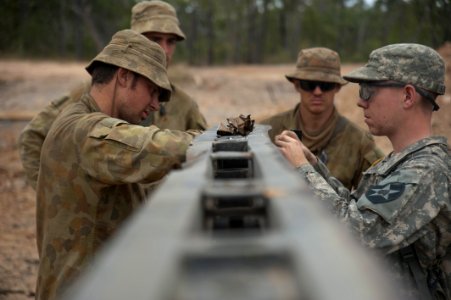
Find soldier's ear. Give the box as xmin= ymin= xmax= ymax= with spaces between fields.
xmin=403 ymin=85 xmax=416 ymax=109
xmin=116 ymin=68 xmax=130 ymax=87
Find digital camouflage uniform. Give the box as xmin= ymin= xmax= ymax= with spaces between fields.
xmin=298 ymin=44 xmax=450 ymax=299
xmin=261 ymin=47 xmax=383 ymax=189
xmin=35 ymin=30 xmax=200 ymax=300
xmin=18 ymin=0 xmax=206 ymax=190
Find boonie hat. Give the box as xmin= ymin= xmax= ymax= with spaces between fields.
xmin=131 ymin=0 xmax=186 ymax=41
xmin=286 ymin=47 xmax=347 ymax=85
xmin=86 ymin=29 xmax=171 ymax=102
xmin=344 ymin=43 xmax=445 ymax=96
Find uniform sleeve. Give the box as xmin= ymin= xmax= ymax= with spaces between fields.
xmin=18 ymin=96 xmax=72 ymax=189
xmin=351 ymin=167 xmax=447 ymax=252
xmin=79 ymin=118 xmax=200 ymax=185
xmin=297 ymin=161 xmax=352 ymax=213
xmin=298 ymin=161 xmax=447 ymax=253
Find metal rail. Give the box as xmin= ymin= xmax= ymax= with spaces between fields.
xmin=63 ymin=125 xmax=401 ymax=300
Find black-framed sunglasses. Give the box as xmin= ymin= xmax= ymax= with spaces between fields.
xmin=299 ymin=80 xmax=337 ymax=92
xmin=359 ymin=81 xmax=439 ymax=110
xmin=359 ymin=82 xmax=406 ymax=101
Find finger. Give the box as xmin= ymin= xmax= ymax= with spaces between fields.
xmin=275 ymin=133 xmax=289 ymax=143
xmin=279 ymin=130 xmax=297 ymax=140
xmin=280 ymin=132 xmax=297 ymax=143
xmin=279 ymin=130 xmax=296 ymax=139
xmin=275 ymin=138 xmax=289 ymax=147
xmin=285 ymin=130 xmax=298 ymax=139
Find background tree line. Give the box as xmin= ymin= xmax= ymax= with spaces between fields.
xmin=1 ymin=0 xmax=450 ymax=64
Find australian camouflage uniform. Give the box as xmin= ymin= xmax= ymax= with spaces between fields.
xmin=19 ymin=80 xmax=206 ymax=190
xmin=35 ymin=93 xmax=199 ymax=299
xmin=34 ymin=29 xmax=201 ymax=300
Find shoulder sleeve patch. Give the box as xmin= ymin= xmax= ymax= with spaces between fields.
xmin=357 ymin=173 xmax=421 ymax=223
xmin=365 ymin=182 xmax=405 ymax=203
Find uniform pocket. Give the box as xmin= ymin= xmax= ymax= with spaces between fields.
xmin=89 ymin=118 xmax=141 ymax=152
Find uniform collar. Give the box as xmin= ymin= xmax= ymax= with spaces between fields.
xmin=80 ymin=92 xmax=102 ymax=113
xmin=365 ymin=136 xmax=448 ymax=175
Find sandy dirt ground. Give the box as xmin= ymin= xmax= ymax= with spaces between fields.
xmin=0 ymin=50 xmax=450 ymax=299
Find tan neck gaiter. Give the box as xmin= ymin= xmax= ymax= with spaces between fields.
xmin=298 ymin=108 xmax=339 ymax=154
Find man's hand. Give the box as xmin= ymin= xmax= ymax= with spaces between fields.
xmin=275 ymin=130 xmax=317 ymax=167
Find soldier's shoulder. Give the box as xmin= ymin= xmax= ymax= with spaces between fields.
xmin=260 ymin=107 xmax=296 ymax=125
xmin=69 ymin=81 xmax=90 ymax=100
xmin=170 ymin=83 xmax=195 ymax=103
xmin=410 ymin=141 xmax=449 ymax=171
xmin=48 ymin=81 xmax=89 ymax=111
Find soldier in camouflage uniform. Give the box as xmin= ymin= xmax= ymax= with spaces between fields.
xmin=260 ymin=47 xmax=383 ymax=190
xmin=275 ymin=43 xmax=450 ymax=299
xmin=18 ymin=0 xmax=207 ymax=190
xmin=131 ymin=0 xmax=207 ymax=130
xmin=35 ymin=30 xmax=200 ymax=300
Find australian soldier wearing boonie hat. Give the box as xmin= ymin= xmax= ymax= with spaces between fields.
xmin=275 ymin=43 xmax=450 ymax=299
xmin=129 ymin=0 xmax=207 ymax=130
xmin=34 ymin=29 xmax=200 ymax=300
xmin=285 ymin=47 xmax=347 ymax=85
xmin=86 ymin=29 xmax=172 ymax=102
xmin=131 ymin=0 xmax=185 ymax=40
xmin=19 ymin=0 xmax=207 ymax=192
xmin=261 ymin=47 xmax=383 ymax=190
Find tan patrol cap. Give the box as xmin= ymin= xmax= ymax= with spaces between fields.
xmin=85 ymin=29 xmax=172 ymax=102
xmin=131 ymin=0 xmax=186 ymax=41
xmin=286 ymin=47 xmax=347 ymax=85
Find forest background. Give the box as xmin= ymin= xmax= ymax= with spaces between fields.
xmin=1 ymin=0 xmax=450 ymax=65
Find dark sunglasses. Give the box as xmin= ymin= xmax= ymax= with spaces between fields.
xmin=299 ymin=80 xmax=337 ymax=92
xmin=359 ymin=82 xmax=405 ymax=101
xmin=359 ymin=82 xmax=439 ymax=110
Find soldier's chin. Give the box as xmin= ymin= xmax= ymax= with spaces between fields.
xmin=367 ymin=126 xmax=382 ymax=137
xmin=127 ymin=117 xmax=141 ymax=125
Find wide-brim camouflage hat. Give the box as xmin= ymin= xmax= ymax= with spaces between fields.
xmin=85 ymin=29 xmax=171 ymax=102
xmin=344 ymin=43 xmax=445 ymax=95
xmin=285 ymin=47 xmax=347 ymax=85
xmin=131 ymin=0 xmax=186 ymax=41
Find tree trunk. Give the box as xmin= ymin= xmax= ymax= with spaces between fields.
xmin=206 ymin=2 xmax=215 ymax=64
xmin=71 ymin=0 xmax=105 ymax=53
